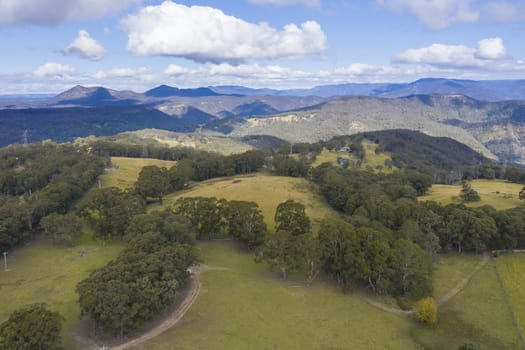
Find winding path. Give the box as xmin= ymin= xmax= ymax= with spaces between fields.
xmin=360 ymin=253 xmax=490 ymax=315
xmin=111 ymin=265 xmax=226 ymax=350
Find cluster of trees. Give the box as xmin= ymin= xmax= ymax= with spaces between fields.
xmin=76 ymin=210 xmax=198 ymax=336
xmin=0 ymin=303 xmax=63 ymax=349
xmin=174 ymin=197 xmax=267 ymax=248
xmin=0 ymin=142 xmax=107 ymax=251
xmin=317 ymin=218 xmax=432 ymax=298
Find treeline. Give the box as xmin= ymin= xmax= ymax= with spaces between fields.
xmin=0 ymin=142 xmax=107 ymax=251
xmin=312 ymin=163 xmax=525 ymax=252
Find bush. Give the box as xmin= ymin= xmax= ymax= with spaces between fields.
xmin=414 ymin=297 xmax=437 ymax=325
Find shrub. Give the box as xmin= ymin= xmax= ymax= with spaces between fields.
xmin=414 ymin=297 xmax=437 ymax=325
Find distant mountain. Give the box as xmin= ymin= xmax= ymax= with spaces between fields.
xmin=223 ymin=94 xmax=525 ymax=164
xmin=145 ymin=85 xmax=221 ymax=98
xmin=48 ymin=85 xmax=142 ymax=106
xmin=211 ymin=78 xmax=525 ymax=102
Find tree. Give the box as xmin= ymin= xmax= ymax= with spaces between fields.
xmin=222 ymin=200 xmax=267 ymax=249
xmin=255 ymin=230 xmax=302 ymax=280
xmin=174 ymin=197 xmax=224 ymax=240
xmin=296 ymin=234 xmax=321 ymax=286
xmin=0 ymin=303 xmax=63 ymax=350
xmin=519 ymin=186 xmax=525 ymax=202
xmin=135 ymin=166 xmax=171 ymax=204
xmin=460 ymin=181 xmax=480 ymax=202
xmin=169 ymin=159 xmax=194 ymax=191
xmin=414 ymin=297 xmax=437 ymax=325
xmin=318 ymin=218 xmax=355 ymax=286
xmin=40 ymin=212 xmax=81 ymax=246
xmin=391 ymin=239 xmax=433 ymax=299
xmin=274 ymin=200 xmax=311 ymax=236
xmin=79 ymin=187 xmax=145 ymax=242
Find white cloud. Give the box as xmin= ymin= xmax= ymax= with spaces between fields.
xmin=62 ymin=30 xmax=106 ymax=61
xmin=94 ymin=67 xmax=151 ymax=79
xmin=377 ymin=0 xmax=479 ymax=29
xmin=482 ymin=1 xmax=525 ymax=22
xmin=0 ymin=0 xmax=141 ymax=26
xmin=33 ymin=62 xmax=75 ymax=77
xmin=475 ymin=37 xmax=506 ymax=60
xmin=121 ymin=1 xmax=326 ymax=63
xmin=393 ymin=37 xmax=509 ymax=68
xmin=249 ymin=0 xmax=321 ymax=7
xmin=165 ymin=64 xmax=189 ymax=76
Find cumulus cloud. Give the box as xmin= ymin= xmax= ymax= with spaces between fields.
xmin=377 ymin=0 xmax=479 ymax=29
xmin=62 ymin=30 xmax=106 ymax=61
xmin=0 ymin=0 xmax=141 ymax=26
xmin=33 ymin=62 xmax=75 ymax=77
xmin=121 ymin=1 xmax=326 ymax=63
xmin=475 ymin=37 xmax=506 ymax=60
xmin=94 ymin=67 xmax=151 ymax=79
xmin=393 ymin=37 xmax=508 ymax=68
xmin=165 ymin=64 xmax=189 ymax=76
xmin=249 ymin=0 xmax=321 ymax=7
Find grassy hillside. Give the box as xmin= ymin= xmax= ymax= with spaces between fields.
xmin=0 ymin=237 xmax=123 ymax=349
xmin=118 ymin=129 xmax=254 ymax=155
xmin=312 ymin=140 xmax=395 ymax=173
xmin=420 ymin=179 xmax=523 ymax=210
xmin=138 ymin=241 xmax=420 ymax=350
xmin=496 ymin=253 xmax=525 ymax=342
xmin=412 ymin=261 xmax=522 ymax=349
xmin=100 ymin=157 xmax=176 ymax=189
xmin=162 ymin=174 xmax=337 ymax=232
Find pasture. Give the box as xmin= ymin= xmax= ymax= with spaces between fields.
xmin=420 ymin=179 xmax=523 ymax=210
xmin=496 ymin=253 xmax=525 ymax=342
xmin=0 ymin=237 xmax=123 ymax=349
xmin=162 ymin=174 xmax=337 ymax=232
xmin=137 ymin=241 xmax=419 ymax=350
xmin=100 ymin=157 xmax=175 ymax=189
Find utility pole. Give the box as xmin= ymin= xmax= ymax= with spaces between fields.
xmin=3 ymin=252 xmax=7 ymax=271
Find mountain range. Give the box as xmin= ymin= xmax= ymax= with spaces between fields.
xmin=2 ymin=79 xmax=525 ymax=165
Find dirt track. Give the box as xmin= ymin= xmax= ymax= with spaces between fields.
xmin=111 ymin=265 xmax=225 ymax=350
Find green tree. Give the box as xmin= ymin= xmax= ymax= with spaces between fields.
xmin=135 ymin=166 xmax=171 ymax=204
xmin=169 ymin=159 xmax=194 ymax=191
xmin=392 ymin=239 xmax=433 ymax=299
xmin=40 ymin=212 xmax=81 ymax=246
xmin=519 ymin=186 xmax=525 ymax=202
xmin=414 ymin=297 xmax=437 ymax=325
xmin=296 ymin=233 xmax=321 ymax=286
xmin=275 ymin=199 xmax=311 ymax=236
xmin=255 ymin=230 xmax=302 ymax=279
xmin=174 ymin=197 xmax=224 ymax=240
xmin=460 ymin=181 xmax=480 ymax=202
xmin=222 ymin=200 xmax=267 ymax=249
xmin=79 ymin=187 xmax=145 ymax=242
xmin=0 ymin=303 xmax=63 ymax=350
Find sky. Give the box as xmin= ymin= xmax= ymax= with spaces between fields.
xmin=1 ymin=0 xmax=525 ymax=94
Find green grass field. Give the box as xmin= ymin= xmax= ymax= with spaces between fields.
xmin=432 ymin=254 xmax=484 ymax=300
xmin=420 ymin=179 xmax=523 ymax=210
xmin=496 ymin=253 xmax=525 ymax=342
xmin=137 ymin=241 xmax=419 ymax=350
xmin=312 ymin=140 xmax=395 ymax=173
xmin=0 ymin=237 xmax=123 ymax=349
xmin=162 ymin=174 xmax=338 ymax=232
xmin=411 ymin=260 xmax=522 ymax=349
xmin=100 ymin=157 xmax=176 ymax=189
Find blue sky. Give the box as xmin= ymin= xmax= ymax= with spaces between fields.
xmin=1 ymin=0 xmax=525 ymax=93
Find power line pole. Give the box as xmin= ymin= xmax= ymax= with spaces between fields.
xmin=3 ymin=252 xmax=7 ymax=271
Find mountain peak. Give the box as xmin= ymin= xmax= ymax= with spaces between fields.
xmin=145 ymin=85 xmax=220 ymax=98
